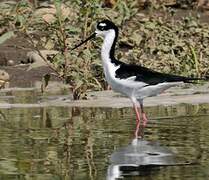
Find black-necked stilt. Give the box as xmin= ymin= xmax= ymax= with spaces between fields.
xmin=72 ymin=19 xmax=207 ymax=138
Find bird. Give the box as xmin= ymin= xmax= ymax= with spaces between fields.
xmin=72 ymin=19 xmax=207 ymax=138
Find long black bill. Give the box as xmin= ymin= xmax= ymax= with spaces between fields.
xmin=71 ymin=33 xmax=96 ymax=50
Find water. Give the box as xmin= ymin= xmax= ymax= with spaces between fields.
xmin=0 ymin=91 xmax=209 ymax=179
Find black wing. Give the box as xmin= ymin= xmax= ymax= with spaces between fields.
xmin=115 ymin=63 xmax=203 ymax=85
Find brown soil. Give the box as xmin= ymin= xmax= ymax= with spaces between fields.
xmin=0 ymin=36 xmax=58 ymax=87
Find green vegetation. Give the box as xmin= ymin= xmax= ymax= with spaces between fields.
xmin=0 ymin=0 xmax=209 ymax=99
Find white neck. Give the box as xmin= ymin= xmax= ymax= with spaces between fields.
xmin=101 ymin=30 xmax=116 ymax=65
xmin=100 ymin=30 xmax=120 ymax=85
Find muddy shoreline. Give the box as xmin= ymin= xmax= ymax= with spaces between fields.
xmin=0 ymin=84 xmax=208 ymax=108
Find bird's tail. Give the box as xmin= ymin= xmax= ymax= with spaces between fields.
xmin=184 ymin=75 xmax=209 ymax=83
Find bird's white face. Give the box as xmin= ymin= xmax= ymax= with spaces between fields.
xmin=95 ymin=29 xmax=107 ymax=37
xmin=95 ymin=29 xmax=113 ymax=38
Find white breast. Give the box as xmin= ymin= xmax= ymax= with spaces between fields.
xmin=100 ymin=30 xmax=146 ymax=96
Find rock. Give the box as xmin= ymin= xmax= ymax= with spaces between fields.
xmin=26 ymin=50 xmax=58 ymax=70
xmin=7 ymin=60 xmax=14 ymax=66
xmin=0 ymin=69 xmax=9 ymax=89
xmin=0 ymin=69 xmax=9 ymax=81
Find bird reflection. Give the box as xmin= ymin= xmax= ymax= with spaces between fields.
xmin=107 ymin=138 xmax=176 ymax=180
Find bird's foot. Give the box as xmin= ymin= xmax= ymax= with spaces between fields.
xmin=135 ymin=135 xmax=143 ymax=139
xmin=134 ymin=126 xmax=144 ymax=139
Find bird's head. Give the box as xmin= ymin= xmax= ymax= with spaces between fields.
xmin=71 ymin=20 xmax=118 ymax=50
xmin=95 ymin=19 xmax=118 ymax=37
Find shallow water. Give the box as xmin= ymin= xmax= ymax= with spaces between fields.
xmin=0 ymin=91 xmax=209 ymax=179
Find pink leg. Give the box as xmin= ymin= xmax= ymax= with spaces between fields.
xmin=107 ymin=85 xmax=112 ymax=90
xmin=142 ymin=112 xmax=148 ymax=127
xmin=140 ymin=101 xmax=148 ymax=127
xmin=133 ymin=103 xmax=141 ymax=138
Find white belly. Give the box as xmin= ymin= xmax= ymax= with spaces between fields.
xmin=103 ymin=62 xmax=146 ymax=97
